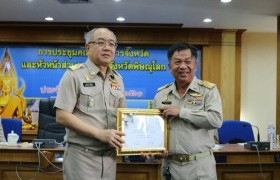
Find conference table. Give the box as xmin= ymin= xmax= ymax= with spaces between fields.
xmin=0 ymin=144 xmax=280 ymax=180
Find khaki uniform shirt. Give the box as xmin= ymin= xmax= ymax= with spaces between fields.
xmin=55 ymin=59 xmax=126 ymax=151
xmin=153 ymin=77 xmax=223 ymax=155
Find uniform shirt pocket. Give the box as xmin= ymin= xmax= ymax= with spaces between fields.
xmin=78 ymin=87 xmax=103 ymax=112
xmin=109 ymin=89 xmax=125 ymax=108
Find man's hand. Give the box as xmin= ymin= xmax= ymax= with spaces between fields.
xmin=96 ymin=129 xmax=125 ymax=149
xmin=142 ymin=151 xmax=169 ymax=160
xmin=159 ymin=105 xmax=180 ymax=119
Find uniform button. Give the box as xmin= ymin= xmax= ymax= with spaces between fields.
xmin=85 ymin=149 xmax=89 ymax=152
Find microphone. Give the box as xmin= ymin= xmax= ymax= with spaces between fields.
xmin=251 ymin=124 xmax=260 ymax=142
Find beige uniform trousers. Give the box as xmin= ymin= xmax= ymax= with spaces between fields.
xmin=161 ymin=154 xmax=217 ymax=180
xmin=63 ymin=144 xmax=116 ymax=180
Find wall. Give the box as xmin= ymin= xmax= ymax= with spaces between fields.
xmin=241 ymin=32 xmax=277 ymax=141
xmin=277 ymin=16 xmax=280 ymax=137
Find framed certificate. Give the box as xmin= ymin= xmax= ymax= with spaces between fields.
xmin=117 ymin=108 xmax=169 ymax=156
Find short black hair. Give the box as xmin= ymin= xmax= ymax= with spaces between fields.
xmin=167 ymin=43 xmax=198 ymax=62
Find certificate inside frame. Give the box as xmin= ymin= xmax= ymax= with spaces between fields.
xmin=117 ymin=108 xmax=169 ymax=156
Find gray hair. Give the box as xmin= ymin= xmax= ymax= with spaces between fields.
xmin=84 ymin=28 xmax=117 ymax=44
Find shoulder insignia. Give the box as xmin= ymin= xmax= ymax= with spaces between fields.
xmin=112 ymin=70 xmax=122 ymax=79
xmin=157 ymin=83 xmax=172 ymax=93
xmin=201 ymin=80 xmax=215 ymax=89
xmin=69 ymin=63 xmax=85 ymax=70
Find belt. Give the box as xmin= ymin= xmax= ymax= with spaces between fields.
xmin=169 ymin=150 xmax=212 ymax=162
xmin=67 ymin=143 xmax=116 ymax=157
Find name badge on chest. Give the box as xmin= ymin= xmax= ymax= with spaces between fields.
xmin=83 ymin=82 xmax=95 ymax=87
xmin=162 ymin=101 xmax=172 ymax=105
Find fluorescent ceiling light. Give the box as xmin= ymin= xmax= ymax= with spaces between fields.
xmin=116 ymin=17 xmax=125 ymax=22
xmin=221 ymin=0 xmax=232 ymax=3
xmin=45 ymin=17 xmax=54 ymax=21
xmin=203 ymin=18 xmax=212 ymax=23
xmin=114 ymin=0 xmax=121 ymax=2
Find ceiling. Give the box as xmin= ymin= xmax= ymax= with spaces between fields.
xmin=0 ymin=0 xmax=279 ymax=32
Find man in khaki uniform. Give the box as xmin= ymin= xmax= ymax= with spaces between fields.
xmin=55 ymin=28 xmax=126 ymax=180
xmin=153 ymin=43 xmax=223 ymax=180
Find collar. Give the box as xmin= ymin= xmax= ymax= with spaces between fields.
xmin=187 ymin=77 xmax=200 ymax=93
xmin=170 ymin=77 xmax=200 ymax=97
xmin=85 ymin=59 xmax=114 ymax=78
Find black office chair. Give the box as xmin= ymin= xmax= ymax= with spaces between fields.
xmin=38 ymin=97 xmax=66 ymax=143
xmin=218 ymin=120 xmax=255 ymax=144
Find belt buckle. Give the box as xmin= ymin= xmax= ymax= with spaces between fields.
xmin=179 ymin=155 xmax=189 ymax=162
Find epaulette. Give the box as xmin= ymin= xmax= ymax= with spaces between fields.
xmin=112 ymin=70 xmax=122 ymax=79
xmin=201 ymin=80 xmax=215 ymax=89
xmin=69 ymin=63 xmax=85 ymax=70
xmin=157 ymin=83 xmax=172 ymax=93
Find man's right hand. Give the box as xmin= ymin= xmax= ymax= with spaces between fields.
xmin=96 ymin=129 xmax=125 ymax=149
xmin=159 ymin=105 xmax=180 ymax=119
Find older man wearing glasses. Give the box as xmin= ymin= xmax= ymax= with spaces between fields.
xmin=55 ymin=28 xmax=126 ymax=180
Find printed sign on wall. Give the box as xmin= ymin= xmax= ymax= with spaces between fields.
xmin=0 ymin=46 xmax=200 ymax=128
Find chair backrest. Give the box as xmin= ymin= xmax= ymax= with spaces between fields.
xmin=218 ymin=120 xmax=255 ymax=144
xmin=38 ymin=97 xmax=66 ymax=143
xmin=1 ymin=118 xmax=22 ymax=143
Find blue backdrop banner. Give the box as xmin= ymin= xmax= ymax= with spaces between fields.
xmin=0 ymin=46 xmax=200 ymax=106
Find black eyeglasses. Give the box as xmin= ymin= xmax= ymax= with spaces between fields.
xmin=88 ymin=41 xmax=118 ymax=48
